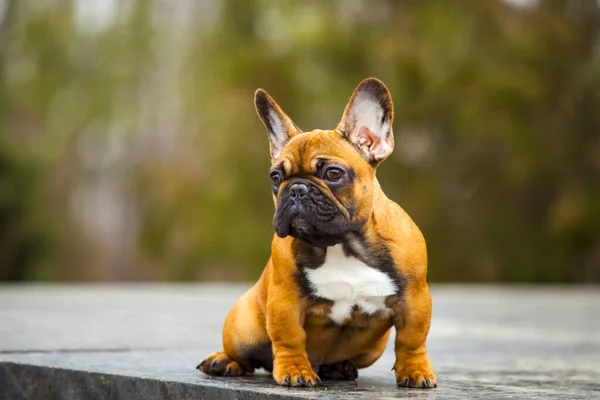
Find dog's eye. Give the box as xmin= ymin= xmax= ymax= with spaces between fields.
xmin=270 ymin=171 xmax=282 ymax=185
xmin=325 ymin=167 xmax=344 ymax=182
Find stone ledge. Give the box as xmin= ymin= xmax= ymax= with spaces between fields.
xmin=1 ymin=285 xmax=599 ymax=399
xmin=0 ymin=350 xmax=427 ymax=400
xmin=0 ymin=362 xmax=309 ymax=400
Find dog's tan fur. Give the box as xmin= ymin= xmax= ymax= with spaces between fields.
xmin=198 ymin=79 xmax=436 ymax=389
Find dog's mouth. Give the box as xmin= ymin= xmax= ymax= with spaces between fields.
xmin=273 ymin=181 xmax=350 ymax=246
xmin=277 ymin=215 xmax=346 ymax=247
xmin=288 ymin=216 xmax=345 ymax=246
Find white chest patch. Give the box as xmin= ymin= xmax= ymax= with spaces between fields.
xmin=304 ymin=245 xmax=396 ymax=324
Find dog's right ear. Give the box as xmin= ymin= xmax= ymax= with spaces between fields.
xmin=255 ymin=89 xmax=302 ymax=160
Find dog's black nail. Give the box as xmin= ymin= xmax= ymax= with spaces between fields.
xmin=224 ymin=366 xmax=231 ymax=376
xmin=284 ymin=376 xmax=290 ymax=385
xmin=197 ymin=360 xmax=206 ymax=369
xmin=391 ymin=366 xmax=395 ymax=371
xmin=297 ymin=377 xmax=304 ymax=385
xmin=210 ymin=360 xmax=217 ymax=368
xmin=424 ymin=380 xmax=430 ymax=388
xmin=398 ymin=378 xmax=409 ymax=387
xmin=306 ymin=379 xmax=314 ymax=387
xmin=316 ymin=377 xmax=322 ymax=385
xmin=433 ymin=382 xmax=438 ymax=388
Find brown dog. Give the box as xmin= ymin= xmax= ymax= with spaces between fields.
xmin=197 ymin=78 xmax=436 ymax=389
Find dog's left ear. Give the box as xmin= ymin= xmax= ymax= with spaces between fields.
xmin=337 ymin=78 xmax=394 ymax=164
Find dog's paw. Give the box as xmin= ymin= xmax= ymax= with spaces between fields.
xmin=197 ymin=351 xmax=248 ymax=377
xmin=273 ymin=357 xmax=321 ymax=387
xmin=394 ymin=355 xmax=437 ymax=389
xmin=318 ymin=360 xmax=358 ymax=380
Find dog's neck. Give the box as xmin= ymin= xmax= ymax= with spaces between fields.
xmin=293 ymin=222 xmax=405 ymax=302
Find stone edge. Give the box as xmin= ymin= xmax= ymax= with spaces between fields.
xmin=0 ymin=361 xmax=311 ymax=400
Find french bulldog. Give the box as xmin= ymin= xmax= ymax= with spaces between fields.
xmin=197 ymin=78 xmax=436 ymax=389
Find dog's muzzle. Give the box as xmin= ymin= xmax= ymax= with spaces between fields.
xmin=273 ymin=180 xmax=346 ymax=245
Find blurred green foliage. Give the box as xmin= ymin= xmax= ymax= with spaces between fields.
xmin=1 ymin=0 xmax=599 ymax=282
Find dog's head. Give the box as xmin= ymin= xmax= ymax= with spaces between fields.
xmin=255 ymin=78 xmax=394 ymax=246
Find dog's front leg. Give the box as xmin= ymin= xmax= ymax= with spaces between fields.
xmin=391 ymin=281 xmax=437 ymax=389
xmin=266 ymin=286 xmax=320 ymax=387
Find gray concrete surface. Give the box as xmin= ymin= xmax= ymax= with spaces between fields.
xmin=0 ymin=284 xmax=599 ymax=399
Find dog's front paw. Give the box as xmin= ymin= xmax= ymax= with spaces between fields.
xmin=197 ymin=351 xmax=248 ymax=377
xmin=273 ymin=357 xmax=321 ymax=387
xmin=394 ymin=354 xmax=437 ymax=389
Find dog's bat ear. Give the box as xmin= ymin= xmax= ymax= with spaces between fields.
xmin=255 ymin=89 xmax=302 ymax=160
xmin=337 ymin=78 xmax=394 ymax=164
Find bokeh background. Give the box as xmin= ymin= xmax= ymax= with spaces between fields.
xmin=1 ymin=0 xmax=599 ymax=283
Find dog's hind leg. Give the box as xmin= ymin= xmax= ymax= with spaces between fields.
xmin=197 ymin=285 xmax=270 ymax=376
xmin=197 ymin=351 xmax=250 ymax=376
xmin=318 ymin=359 xmax=358 ymax=380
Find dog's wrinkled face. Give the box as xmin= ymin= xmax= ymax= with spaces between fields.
xmin=269 ymin=131 xmax=369 ymax=246
xmin=255 ymin=78 xmax=395 ymax=246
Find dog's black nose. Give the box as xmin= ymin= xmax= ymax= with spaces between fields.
xmin=289 ymin=183 xmax=309 ymax=199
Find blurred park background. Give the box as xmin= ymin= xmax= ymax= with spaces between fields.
xmin=0 ymin=0 xmax=599 ymax=283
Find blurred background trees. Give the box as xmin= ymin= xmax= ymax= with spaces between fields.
xmin=1 ymin=0 xmax=599 ymax=282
